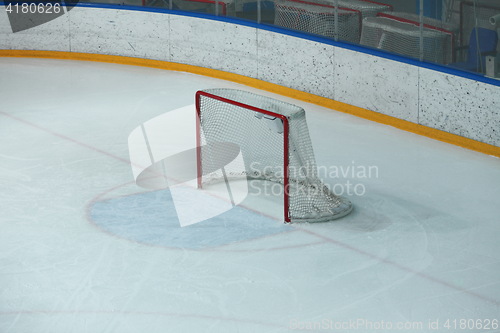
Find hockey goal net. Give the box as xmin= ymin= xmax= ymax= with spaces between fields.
xmin=195 ymin=89 xmax=353 ymax=223
xmin=326 ymin=0 xmax=392 ymax=19
xmin=274 ymin=0 xmax=362 ymax=43
xmin=274 ymin=0 xmax=391 ymax=43
xmin=360 ymin=16 xmax=453 ymax=64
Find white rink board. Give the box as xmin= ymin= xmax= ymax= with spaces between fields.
xmin=256 ymin=29 xmax=335 ymax=98
xmin=0 ymin=5 xmax=499 ymax=147
xmin=170 ymin=15 xmax=258 ymax=74
xmin=0 ymin=5 xmax=70 ymax=51
xmin=0 ymin=57 xmax=499 ymax=333
xmin=334 ymin=47 xmax=420 ymax=123
xmin=70 ymin=7 xmax=169 ymax=60
xmin=419 ymin=67 xmax=500 ymax=147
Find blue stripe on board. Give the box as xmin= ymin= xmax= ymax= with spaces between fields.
xmin=90 ymin=189 xmax=291 ymax=249
xmin=1 ymin=1 xmax=497 ymax=87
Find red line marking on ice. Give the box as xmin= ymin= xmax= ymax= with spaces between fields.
xmin=297 ymin=227 xmax=500 ymax=306
xmin=84 ymin=180 xmax=308 ymax=252
xmin=0 ymin=110 xmax=131 ymax=165
xmin=2 ymin=109 xmax=498 ymax=306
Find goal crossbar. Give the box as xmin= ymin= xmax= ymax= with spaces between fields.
xmin=196 ymin=90 xmax=292 ymax=222
xmin=195 ymin=88 xmax=353 ymax=223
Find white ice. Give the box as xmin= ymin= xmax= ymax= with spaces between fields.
xmin=0 ymin=58 xmax=499 ymax=332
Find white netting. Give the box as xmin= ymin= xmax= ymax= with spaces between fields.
xmin=330 ymin=0 xmax=392 ymax=19
xmin=360 ymin=16 xmax=453 ymax=64
xmin=172 ymin=0 xmax=235 ymax=16
xmin=384 ymin=11 xmax=458 ymax=33
xmin=378 ymin=12 xmax=458 ymax=62
xmin=274 ymin=0 xmax=362 ymax=43
xmin=196 ymin=88 xmax=353 ymax=222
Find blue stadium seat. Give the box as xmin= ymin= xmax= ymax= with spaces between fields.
xmin=450 ymin=27 xmax=498 ymax=72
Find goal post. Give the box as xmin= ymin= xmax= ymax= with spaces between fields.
xmin=360 ymin=16 xmax=453 ymax=64
xmin=195 ymin=88 xmax=353 ymax=223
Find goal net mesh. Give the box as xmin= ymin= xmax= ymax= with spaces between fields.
xmin=330 ymin=0 xmax=392 ymax=19
xmin=196 ymin=88 xmax=353 ymax=222
xmin=274 ymin=0 xmax=392 ymax=43
xmin=360 ymin=16 xmax=453 ymax=64
xmin=274 ymin=0 xmax=362 ymax=43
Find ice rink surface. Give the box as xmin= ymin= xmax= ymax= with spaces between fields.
xmin=0 ymin=58 xmax=499 ymax=332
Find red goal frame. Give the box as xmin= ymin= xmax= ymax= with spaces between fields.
xmin=195 ymin=90 xmax=292 ymax=222
xmin=377 ymin=12 xmax=455 ymax=62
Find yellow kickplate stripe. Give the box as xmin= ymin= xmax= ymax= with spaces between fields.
xmin=2 ymin=49 xmax=499 ymax=158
